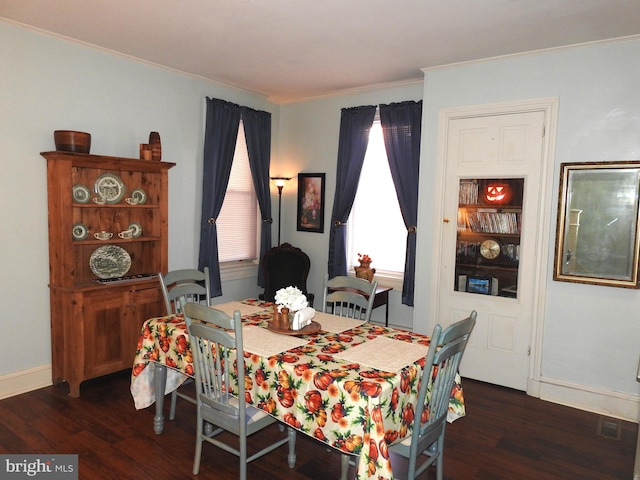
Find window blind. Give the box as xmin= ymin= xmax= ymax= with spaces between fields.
xmin=217 ymin=121 xmax=258 ymax=262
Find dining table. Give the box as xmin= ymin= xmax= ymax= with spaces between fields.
xmin=130 ymin=299 xmax=465 ymax=480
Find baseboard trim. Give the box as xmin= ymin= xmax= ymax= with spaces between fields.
xmin=0 ymin=365 xmax=52 ymax=400
xmin=532 ymin=376 xmax=639 ymax=422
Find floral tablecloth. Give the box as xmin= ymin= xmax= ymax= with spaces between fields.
xmin=131 ymin=299 xmax=465 ymax=480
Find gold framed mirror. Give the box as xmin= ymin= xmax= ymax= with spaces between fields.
xmin=554 ymin=161 xmax=640 ymax=288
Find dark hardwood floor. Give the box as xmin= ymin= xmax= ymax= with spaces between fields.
xmin=0 ymin=371 xmax=636 ymax=479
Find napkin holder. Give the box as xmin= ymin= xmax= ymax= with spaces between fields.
xmin=292 ymin=307 xmax=315 ymax=330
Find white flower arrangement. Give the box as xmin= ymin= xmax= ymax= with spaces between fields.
xmin=274 ymin=286 xmax=308 ymax=312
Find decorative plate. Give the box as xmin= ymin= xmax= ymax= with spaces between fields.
xmin=72 ymin=223 xmax=89 ymax=240
xmin=89 ymin=245 xmax=132 ymax=279
xmin=72 ymin=184 xmax=90 ymax=204
xmin=94 ymin=173 xmax=126 ymax=204
xmin=130 ymin=188 xmax=147 ymax=205
xmin=128 ymin=222 xmax=143 ymax=238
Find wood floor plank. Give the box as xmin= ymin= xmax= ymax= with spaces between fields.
xmin=0 ymin=371 xmax=635 ymax=479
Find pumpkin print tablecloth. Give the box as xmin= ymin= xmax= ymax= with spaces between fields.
xmin=131 ymin=299 xmax=465 ymax=480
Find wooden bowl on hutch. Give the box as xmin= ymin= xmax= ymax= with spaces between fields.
xmin=54 ymin=130 xmax=91 ymax=154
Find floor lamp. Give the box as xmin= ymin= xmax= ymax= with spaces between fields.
xmin=270 ymin=177 xmax=291 ymax=246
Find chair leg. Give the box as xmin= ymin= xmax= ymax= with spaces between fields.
xmin=340 ymin=454 xmax=350 ymax=480
xmin=287 ymin=427 xmax=297 ymax=468
xmin=192 ymin=417 xmax=203 ymax=475
xmin=169 ymin=390 xmax=178 ymax=421
xmin=239 ymin=431 xmax=247 ymax=480
xmin=435 ymin=435 xmax=445 ymax=480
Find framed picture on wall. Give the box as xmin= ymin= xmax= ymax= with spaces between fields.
xmin=297 ymin=173 xmax=325 ymax=233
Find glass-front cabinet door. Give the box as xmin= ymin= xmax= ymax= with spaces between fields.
xmin=455 ymin=178 xmax=524 ymax=298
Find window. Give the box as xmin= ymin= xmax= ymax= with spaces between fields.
xmin=347 ymin=119 xmax=406 ymax=279
xmin=217 ymin=121 xmax=259 ymax=263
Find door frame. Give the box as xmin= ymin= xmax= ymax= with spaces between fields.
xmin=429 ymin=97 xmax=558 ymax=397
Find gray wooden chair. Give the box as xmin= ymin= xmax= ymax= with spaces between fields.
xmin=159 ymin=267 xmax=211 ymax=316
xmin=323 ymin=274 xmax=378 ymax=476
xmin=389 ymin=311 xmax=476 ymax=480
xmin=158 ymin=267 xmax=211 ymax=420
xmin=339 ymin=311 xmax=476 ymax=480
xmin=182 ymin=302 xmax=297 ymax=479
xmin=321 ymin=274 xmax=378 ymax=322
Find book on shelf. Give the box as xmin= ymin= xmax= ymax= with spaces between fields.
xmin=458 ymin=181 xmax=478 ymax=205
xmin=465 ymin=211 xmax=521 ymax=234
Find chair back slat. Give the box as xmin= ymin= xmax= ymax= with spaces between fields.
xmin=419 ymin=312 xmax=476 ymax=430
xmin=169 ymin=284 xmax=208 ymax=313
xmin=424 ymin=335 xmax=468 ymax=427
xmin=184 ymin=303 xmax=243 ymax=419
xmin=322 ymin=274 xmax=378 ymax=322
xmin=439 ymin=310 xmax=477 ymax=345
xmin=325 ymin=291 xmax=370 ymax=319
xmin=396 ymin=311 xmax=476 ymax=480
xmin=181 ymin=302 xmax=296 ymax=478
xmin=160 ymin=269 xmax=212 ymax=421
xmin=159 ymin=267 xmax=211 ymax=315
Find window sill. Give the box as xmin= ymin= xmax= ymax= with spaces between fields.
xmin=220 ymin=260 xmax=259 ymax=282
xmin=347 ymin=270 xmax=404 ymax=291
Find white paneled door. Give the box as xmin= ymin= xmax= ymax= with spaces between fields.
xmin=433 ymin=101 xmax=554 ymax=391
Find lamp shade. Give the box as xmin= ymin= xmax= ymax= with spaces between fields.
xmin=270 ymin=176 xmax=292 ymax=189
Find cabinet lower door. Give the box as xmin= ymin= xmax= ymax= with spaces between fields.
xmin=83 ymin=285 xmax=164 ymax=380
xmin=83 ymin=289 xmax=130 ymax=379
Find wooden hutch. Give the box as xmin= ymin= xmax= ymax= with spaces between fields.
xmin=42 ymin=151 xmax=174 ymax=396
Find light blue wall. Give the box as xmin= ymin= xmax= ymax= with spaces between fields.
xmin=0 ymin=21 xmax=275 ymax=376
xmin=417 ymin=39 xmax=640 ymax=397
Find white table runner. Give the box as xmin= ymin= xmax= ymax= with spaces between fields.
xmin=211 ymin=301 xmax=268 ymax=317
xmin=333 ymin=336 xmax=430 ymax=373
xmin=313 ymin=311 xmax=366 ymax=333
xmin=241 ymin=325 xmax=309 ymax=358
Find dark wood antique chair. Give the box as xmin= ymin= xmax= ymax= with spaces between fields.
xmin=259 ymin=243 xmax=314 ymax=306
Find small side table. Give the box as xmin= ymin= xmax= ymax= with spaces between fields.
xmin=371 ymin=285 xmax=393 ymax=327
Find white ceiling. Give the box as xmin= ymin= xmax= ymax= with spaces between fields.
xmin=2 ymin=0 xmax=640 ymax=104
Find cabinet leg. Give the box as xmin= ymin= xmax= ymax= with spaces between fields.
xmin=68 ymin=382 xmax=80 ymax=398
